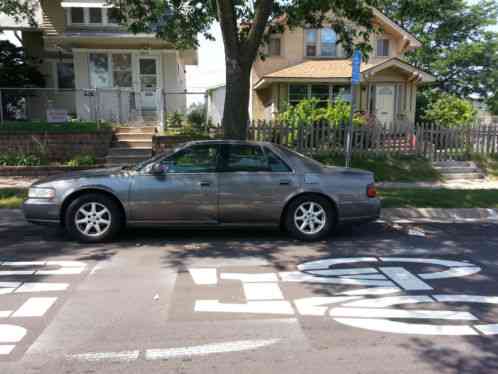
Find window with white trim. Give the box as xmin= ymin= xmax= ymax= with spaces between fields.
xmin=89 ymin=52 xmax=133 ymax=89
xmin=289 ymin=84 xmax=352 ymax=106
xmin=376 ymin=38 xmax=390 ymax=57
xmin=67 ymin=7 xmax=119 ymax=26
xmin=56 ymin=62 xmax=75 ymax=89
xmin=69 ymin=7 xmax=84 ymax=24
xmin=305 ymin=28 xmax=338 ymax=57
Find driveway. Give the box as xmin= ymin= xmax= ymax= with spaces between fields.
xmin=0 ymin=209 xmax=497 ymax=373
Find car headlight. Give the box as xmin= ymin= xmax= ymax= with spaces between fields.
xmin=28 ymin=187 xmax=56 ymax=199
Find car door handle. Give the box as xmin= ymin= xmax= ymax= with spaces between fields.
xmin=279 ymin=179 xmax=291 ymax=185
xmin=199 ymin=181 xmax=211 ymax=187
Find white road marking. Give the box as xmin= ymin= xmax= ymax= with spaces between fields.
xmin=1 ymin=261 xmax=46 ymax=267
xmin=433 ymin=295 xmax=498 ymax=304
xmin=36 ymin=267 xmax=85 ymax=275
xmin=0 ymin=345 xmax=16 ymax=355
xmin=0 ymin=325 xmax=27 ymax=343
xmin=45 ymin=261 xmax=86 ymax=268
xmin=68 ymin=350 xmax=140 ymax=362
xmin=12 ymin=297 xmax=57 ymax=318
xmin=474 ymin=324 xmax=498 ymax=335
xmin=329 ymin=307 xmax=477 ymax=320
xmin=306 ymin=268 xmax=379 ymax=276
xmin=298 ymin=257 xmax=378 ymax=271
xmin=343 ymin=295 xmax=434 ymax=308
xmin=294 ymin=297 xmax=361 ymax=316
xmin=221 ymin=272 xmax=278 ymax=283
xmin=145 ymin=339 xmax=279 ymax=360
xmin=339 ymin=287 xmax=402 ymax=296
xmin=15 ymin=283 xmax=69 ymax=293
xmin=195 ymin=300 xmax=294 ymax=315
xmin=0 ymin=271 xmax=35 ymax=276
xmin=243 ymin=283 xmax=283 ymax=300
xmin=333 ymin=318 xmax=479 ymax=335
xmin=0 ymin=311 xmax=12 ymax=318
xmin=420 ymin=267 xmax=481 ymax=280
xmin=279 ymin=271 xmax=394 ymax=287
xmin=379 ymin=257 xmax=472 ymax=268
xmin=379 ymin=267 xmax=433 ymax=290
xmin=188 ymin=268 xmax=218 ymax=285
xmin=0 ymin=282 xmax=21 ymax=288
xmin=338 ymin=274 xmax=386 ymax=280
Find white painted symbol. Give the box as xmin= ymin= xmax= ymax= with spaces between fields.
xmin=67 ymin=339 xmax=280 ymax=362
xmin=0 ymin=261 xmax=86 ymax=356
xmin=189 ymin=257 xmax=498 ymax=337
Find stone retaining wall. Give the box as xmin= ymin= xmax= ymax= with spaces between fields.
xmin=0 ymin=165 xmax=106 ymax=177
xmin=0 ymin=131 xmax=113 ymax=162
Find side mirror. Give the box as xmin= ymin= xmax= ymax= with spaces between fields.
xmin=150 ymin=163 xmax=168 ymax=175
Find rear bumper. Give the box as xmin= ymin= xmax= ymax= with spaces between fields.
xmin=338 ymin=198 xmax=381 ymax=223
xmin=22 ymin=199 xmax=61 ymax=225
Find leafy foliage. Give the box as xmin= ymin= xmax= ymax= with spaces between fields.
xmin=0 ymin=121 xmax=111 ymax=133
xmin=0 ymin=41 xmax=44 ymax=87
xmin=65 ymin=155 xmax=97 ymax=167
xmin=0 ymin=0 xmax=38 ymax=26
xmin=380 ymin=0 xmax=498 ymax=114
xmin=277 ymin=98 xmax=366 ymax=127
xmin=186 ymin=102 xmax=207 ymax=129
xmin=0 ymin=153 xmax=45 ymax=166
xmin=422 ymin=93 xmax=477 ymax=127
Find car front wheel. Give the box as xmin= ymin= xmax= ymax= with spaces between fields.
xmin=285 ymin=195 xmax=335 ymax=241
xmin=65 ymin=193 xmax=122 ymax=243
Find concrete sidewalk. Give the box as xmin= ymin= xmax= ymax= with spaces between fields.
xmin=381 ymin=207 xmax=498 ymax=223
xmin=378 ymin=179 xmax=498 ymax=189
xmin=0 ymin=177 xmax=36 ymax=188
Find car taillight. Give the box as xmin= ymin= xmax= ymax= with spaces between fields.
xmin=367 ymin=184 xmax=377 ymax=198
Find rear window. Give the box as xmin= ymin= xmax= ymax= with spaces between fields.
xmin=274 ymin=145 xmax=324 ymax=172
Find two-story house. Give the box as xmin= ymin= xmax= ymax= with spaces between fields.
xmin=1 ymin=0 xmax=197 ymax=124
xmin=251 ymin=9 xmax=435 ymax=126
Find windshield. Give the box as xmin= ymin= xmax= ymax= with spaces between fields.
xmin=134 ymin=143 xmax=188 ymax=171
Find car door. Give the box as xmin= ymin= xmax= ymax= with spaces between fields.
xmin=218 ymin=144 xmax=298 ymax=223
xmin=129 ymin=143 xmax=220 ymax=224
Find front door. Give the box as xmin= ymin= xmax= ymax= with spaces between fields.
xmin=218 ymin=144 xmax=297 ymax=224
xmin=138 ymin=57 xmax=159 ymax=110
xmin=129 ymin=144 xmax=220 ymax=223
xmin=375 ymin=84 xmax=395 ymax=127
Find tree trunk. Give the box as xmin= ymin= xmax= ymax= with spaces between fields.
xmin=222 ymin=60 xmax=251 ymax=139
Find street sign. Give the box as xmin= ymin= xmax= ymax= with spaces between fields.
xmin=351 ymin=49 xmax=362 ymax=85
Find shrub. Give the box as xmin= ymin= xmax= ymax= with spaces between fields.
xmin=166 ymin=111 xmax=186 ymax=128
xmin=65 ymin=155 xmax=97 ymax=167
xmin=422 ymin=93 xmax=477 ymax=127
xmin=186 ymin=103 xmax=207 ymax=130
xmin=277 ymin=98 xmax=366 ymax=127
xmin=0 ymin=153 xmax=45 ymax=166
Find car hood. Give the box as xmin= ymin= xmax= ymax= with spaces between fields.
xmin=32 ymin=167 xmax=131 ymax=186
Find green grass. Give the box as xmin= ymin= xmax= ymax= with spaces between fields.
xmin=380 ymin=188 xmax=498 ymax=208
xmin=313 ymin=154 xmax=442 ymax=182
xmin=0 ymin=121 xmax=112 ymax=133
xmin=0 ymin=188 xmax=27 ymax=209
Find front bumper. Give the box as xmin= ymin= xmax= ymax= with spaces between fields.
xmin=22 ymin=199 xmax=61 ymax=225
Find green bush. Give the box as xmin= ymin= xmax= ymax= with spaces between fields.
xmin=277 ymin=98 xmax=366 ymax=127
xmin=0 ymin=153 xmax=45 ymax=166
xmin=0 ymin=121 xmax=111 ymax=133
xmin=166 ymin=111 xmax=186 ymax=128
xmin=422 ymin=93 xmax=477 ymax=127
xmin=65 ymin=155 xmax=97 ymax=167
xmin=186 ymin=103 xmax=207 ymax=130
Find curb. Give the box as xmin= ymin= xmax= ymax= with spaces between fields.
xmin=381 ymin=208 xmax=498 ymax=224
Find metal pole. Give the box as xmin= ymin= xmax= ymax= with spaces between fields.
xmin=0 ymin=89 xmax=3 ymax=125
xmin=345 ymin=85 xmax=358 ymax=168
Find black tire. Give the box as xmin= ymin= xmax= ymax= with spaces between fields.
xmin=285 ymin=195 xmax=336 ymax=241
xmin=65 ymin=193 xmax=122 ymax=243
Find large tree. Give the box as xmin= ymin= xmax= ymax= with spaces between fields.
xmin=112 ymin=0 xmax=379 ymax=139
xmin=0 ymin=0 xmax=38 ymax=26
xmin=380 ymin=0 xmax=498 ymax=114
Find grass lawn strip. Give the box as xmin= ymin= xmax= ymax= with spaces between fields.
xmin=0 ymin=188 xmax=28 ymax=209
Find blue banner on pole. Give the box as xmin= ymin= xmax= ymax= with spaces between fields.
xmin=352 ymin=49 xmax=362 ymax=85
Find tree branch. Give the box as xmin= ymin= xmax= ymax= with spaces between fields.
xmin=216 ymin=0 xmax=240 ymax=60
xmin=242 ymin=0 xmax=274 ymax=64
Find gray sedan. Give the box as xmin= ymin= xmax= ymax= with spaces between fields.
xmin=22 ymin=140 xmax=380 ymax=242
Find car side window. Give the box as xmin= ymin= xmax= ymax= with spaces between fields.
xmin=225 ymin=145 xmax=269 ymax=172
xmin=264 ymin=148 xmax=292 ymax=172
xmin=161 ymin=144 xmax=219 ymax=173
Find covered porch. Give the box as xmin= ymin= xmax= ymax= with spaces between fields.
xmin=252 ymin=58 xmax=435 ymax=127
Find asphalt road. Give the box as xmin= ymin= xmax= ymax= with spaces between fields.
xmin=1 ymin=209 xmax=498 ymax=374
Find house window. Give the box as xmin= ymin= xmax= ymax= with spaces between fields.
xmin=107 ymin=8 xmax=120 ymax=24
xmin=289 ymin=84 xmax=308 ymax=106
xmin=70 ymin=7 xmax=84 ymax=24
xmin=310 ymin=85 xmax=330 ymax=107
xmin=377 ymin=39 xmax=390 ymax=57
xmin=269 ymin=38 xmax=281 ymax=56
xmin=320 ymin=28 xmax=337 ymax=57
xmin=56 ymin=62 xmax=75 ymax=89
xmin=112 ymin=53 xmax=132 ymax=88
xmin=89 ymin=53 xmax=110 ymax=88
xmin=332 ymin=85 xmax=352 ymax=103
xmin=89 ymin=8 xmax=103 ymax=24
xmin=305 ymin=30 xmax=317 ymax=57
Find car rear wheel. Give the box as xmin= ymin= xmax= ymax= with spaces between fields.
xmin=65 ymin=193 xmax=122 ymax=243
xmin=285 ymin=195 xmax=335 ymax=241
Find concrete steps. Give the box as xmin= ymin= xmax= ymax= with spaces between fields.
xmin=106 ymin=126 xmax=155 ymax=166
xmin=433 ymin=161 xmax=486 ymax=181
